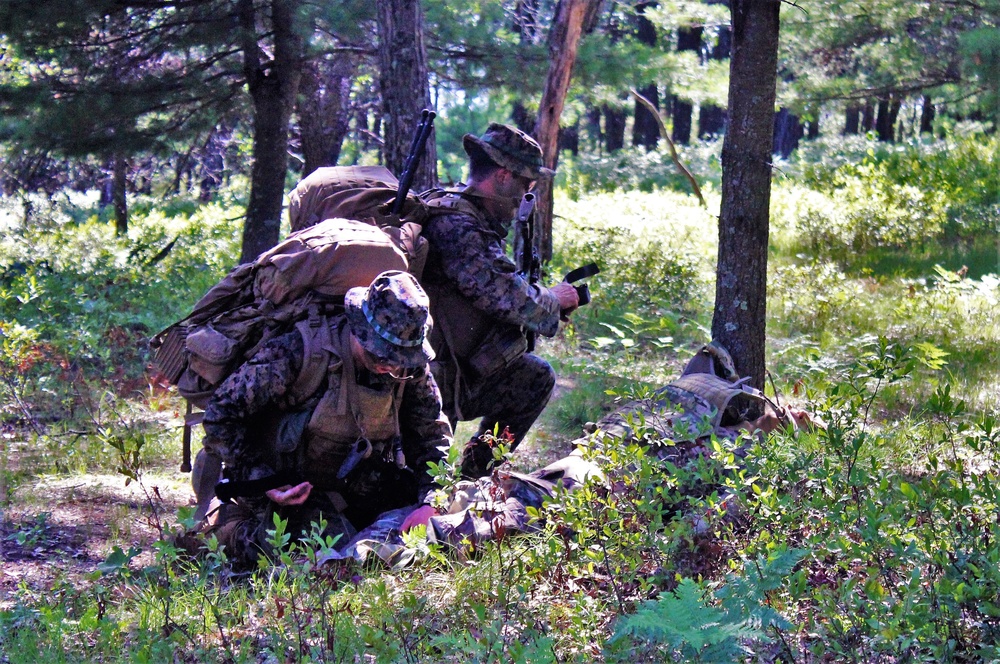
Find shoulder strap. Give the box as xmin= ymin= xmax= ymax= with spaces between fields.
xmin=422 ymin=189 xmax=483 ymax=218
xmin=290 ymin=307 xmax=333 ymax=404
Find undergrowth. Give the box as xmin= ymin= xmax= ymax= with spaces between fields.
xmin=1 ymin=133 xmax=999 ymax=661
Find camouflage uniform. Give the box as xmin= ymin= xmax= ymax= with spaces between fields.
xmin=420 ymin=125 xmax=563 ymax=476
xmin=201 ymin=272 xmax=450 ymax=566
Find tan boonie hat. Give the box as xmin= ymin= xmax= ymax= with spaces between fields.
xmin=345 ymin=271 xmax=435 ymax=369
xmin=463 ymin=123 xmax=554 ymax=180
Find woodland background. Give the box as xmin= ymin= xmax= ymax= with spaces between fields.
xmin=0 ymin=0 xmax=999 ymax=661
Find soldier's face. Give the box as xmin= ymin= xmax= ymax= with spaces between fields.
xmin=496 ymin=170 xmax=535 ymax=216
xmin=351 ymin=334 xmax=413 ymax=380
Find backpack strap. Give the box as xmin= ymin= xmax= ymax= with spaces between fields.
xmin=422 ymin=189 xmax=483 ymax=218
xmin=290 ymin=306 xmax=333 ymax=405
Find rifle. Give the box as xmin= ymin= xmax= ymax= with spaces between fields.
xmin=515 ymin=194 xmax=601 ymax=351
xmin=391 ymin=109 xmax=436 ymax=215
xmin=515 ymin=194 xmax=541 ymax=351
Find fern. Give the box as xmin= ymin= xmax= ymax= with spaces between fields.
xmin=715 ymin=547 xmax=807 ymax=633
xmin=612 ymin=578 xmax=760 ymax=662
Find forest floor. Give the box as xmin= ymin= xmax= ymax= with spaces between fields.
xmin=0 ymin=375 xmax=582 ymax=608
xmin=0 ymin=459 xmax=189 ymax=605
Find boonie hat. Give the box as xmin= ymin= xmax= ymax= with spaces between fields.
xmin=463 ymin=123 xmax=554 ymax=180
xmin=344 ymin=271 xmax=435 ymax=369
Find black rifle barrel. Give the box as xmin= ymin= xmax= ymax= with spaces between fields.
xmin=391 ymin=109 xmax=436 ymax=214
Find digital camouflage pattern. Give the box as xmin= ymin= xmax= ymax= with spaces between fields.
xmin=200 ymin=318 xmax=450 ymax=566
xmin=421 ymin=200 xmax=561 ymax=337
xmin=327 ymin=368 xmax=756 ymax=567
xmin=462 ymin=123 xmax=554 ymax=180
xmin=344 ymin=270 xmax=435 ymax=369
xmin=420 ymin=196 xmax=562 ymax=469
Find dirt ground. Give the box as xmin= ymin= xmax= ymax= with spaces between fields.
xmin=0 ymin=373 xmax=583 ymax=607
xmin=0 ymin=469 xmax=192 ymax=606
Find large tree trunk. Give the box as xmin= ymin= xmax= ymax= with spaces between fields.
xmin=376 ymin=0 xmax=437 ymax=190
xmin=532 ymin=0 xmax=602 ymax=262
xmin=238 ymin=0 xmax=303 ymax=264
xmin=711 ymin=0 xmax=780 ymax=392
xmin=631 ymin=2 xmax=659 ymax=149
xmin=298 ymin=57 xmax=356 ymax=177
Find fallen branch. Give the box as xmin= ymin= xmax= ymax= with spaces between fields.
xmin=629 ymin=88 xmax=707 ymax=208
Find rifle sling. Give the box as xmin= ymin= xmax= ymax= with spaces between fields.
xmin=564 ymin=262 xmax=601 ymax=283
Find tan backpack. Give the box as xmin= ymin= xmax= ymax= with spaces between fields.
xmin=152 ymin=164 xmax=437 ymax=404
xmin=152 ymin=217 xmax=418 ymax=407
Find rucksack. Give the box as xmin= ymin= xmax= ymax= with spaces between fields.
xmin=288 ymin=165 xmax=430 ymax=233
xmin=151 ymin=165 xmax=433 ymax=410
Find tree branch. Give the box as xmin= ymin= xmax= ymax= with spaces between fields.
xmin=629 ymin=88 xmax=706 ymax=208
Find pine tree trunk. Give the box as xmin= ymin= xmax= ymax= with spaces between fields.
xmin=861 ymin=100 xmax=876 ymax=132
xmin=844 ymin=104 xmax=861 ymax=135
xmin=604 ymin=104 xmax=627 ymax=152
xmin=532 ymin=0 xmax=601 ymax=262
xmin=807 ymin=113 xmax=820 ymax=139
xmin=376 ymin=0 xmax=437 ymax=191
xmin=711 ymin=0 xmax=780 ymax=392
xmin=299 ymin=57 xmax=355 ymax=177
xmin=238 ymin=0 xmax=303 ymax=264
xmin=920 ymin=95 xmax=935 ymax=134
xmin=875 ymin=96 xmax=894 ymax=142
xmin=113 ymin=155 xmax=128 ymax=236
xmin=631 ymin=2 xmax=659 ymax=149
xmin=772 ymin=108 xmax=803 ymax=157
xmin=671 ymin=26 xmax=702 ymax=145
xmin=672 ymin=99 xmax=693 ymax=144
xmin=698 ymin=18 xmax=730 ymax=138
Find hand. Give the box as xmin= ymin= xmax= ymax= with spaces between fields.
xmin=549 ymin=282 xmax=580 ymax=317
xmin=266 ymin=482 xmax=313 ymax=506
xmin=401 ymin=504 xmax=439 ymax=533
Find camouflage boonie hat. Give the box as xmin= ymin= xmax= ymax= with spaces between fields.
xmin=344 ymin=271 xmax=435 ymax=369
xmin=463 ymin=123 xmax=554 ymax=180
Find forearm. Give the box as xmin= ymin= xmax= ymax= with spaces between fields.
xmin=399 ymin=369 xmax=452 ymax=502
xmin=432 ymin=220 xmax=561 ymax=334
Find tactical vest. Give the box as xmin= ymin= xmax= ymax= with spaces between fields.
xmin=421 ymin=192 xmax=528 ymax=386
xmin=583 ymin=372 xmax=766 ymax=448
xmin=274 ymin=318 xmax=405 ymax=492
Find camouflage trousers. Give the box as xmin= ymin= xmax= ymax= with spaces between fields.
xmin=435 ymin=353 xmax=555 ymax=477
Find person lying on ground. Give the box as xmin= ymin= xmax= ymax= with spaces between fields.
xmin=321 ymin=342 xmax=821 ymax=565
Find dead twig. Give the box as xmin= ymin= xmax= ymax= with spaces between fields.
xmin=629 ymin=89 xmax=707 ymax=208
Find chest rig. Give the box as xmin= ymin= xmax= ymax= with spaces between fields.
xmin=292 ymin=319 xmax=407 ymax=491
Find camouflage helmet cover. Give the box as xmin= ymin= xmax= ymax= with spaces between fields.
xmin=344 ymin=271 xmax=435 ymax=369
xmin=462 ymin=123 xmax=554 ymax=180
